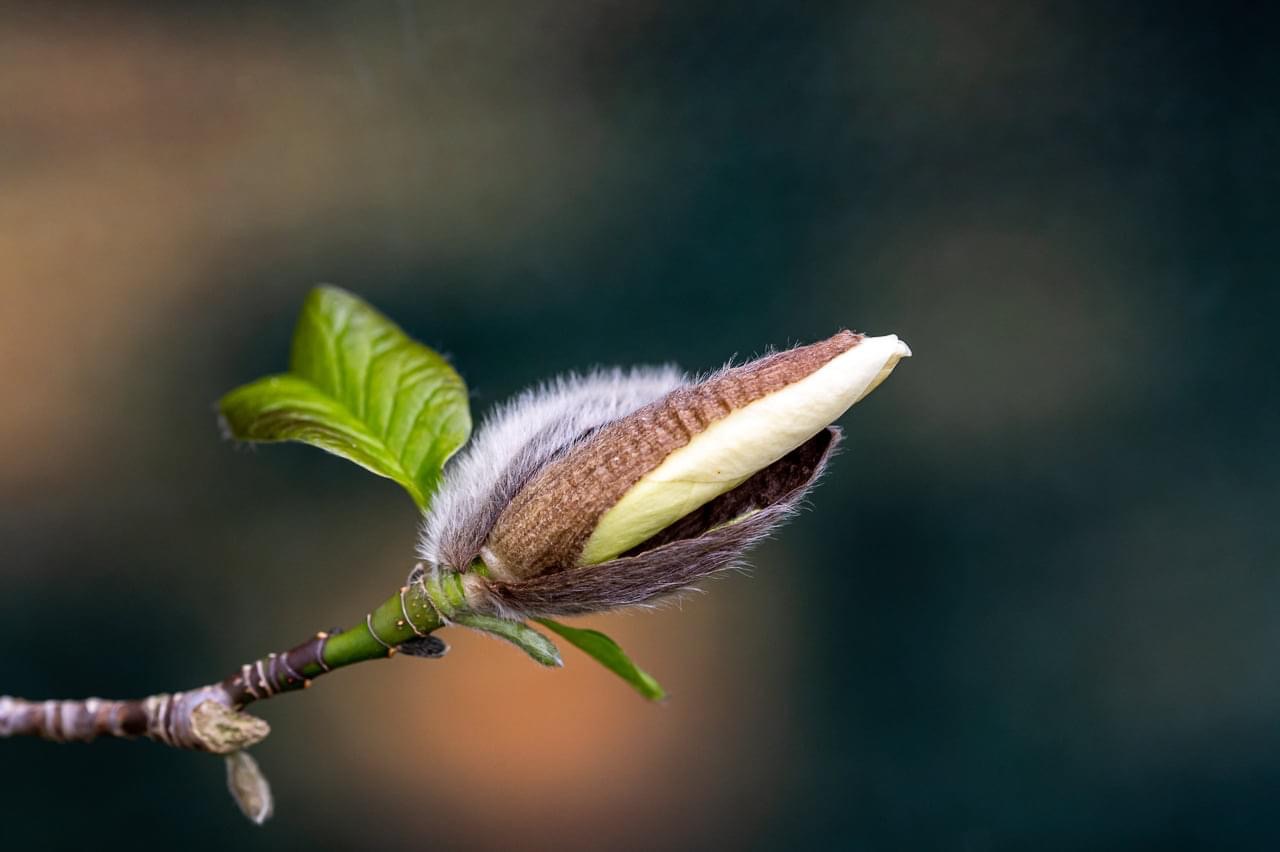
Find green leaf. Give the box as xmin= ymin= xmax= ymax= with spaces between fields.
xmin=456 ymin=613 xmax=563 ymax=668
xmin=535 ymin=618 xmax=666 ymax=701
xmin=219 ymin=286 xmax=471 ymax=510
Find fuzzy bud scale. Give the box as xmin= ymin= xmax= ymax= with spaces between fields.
xmin=480 ymin=330 xmax=910 ymax=580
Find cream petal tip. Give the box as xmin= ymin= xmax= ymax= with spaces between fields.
xmin=842 ymin=333 xmax=911 ymax=404
xmin=860 ymin=333 xmax=911 ymax=358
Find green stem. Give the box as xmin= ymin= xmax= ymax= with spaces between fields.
xmin=321 ymin=581 xmax=445 ymax=670
xmin=0 ymin=566 xmax=559 ymax=753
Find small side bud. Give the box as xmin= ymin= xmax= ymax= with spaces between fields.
xmin=225 ymin=750 xmax=274 ymax=826
xmin=190 ymin=700 xmax=271 ymax=754
xmin=397 ymin=635 xmax=449 ymax=658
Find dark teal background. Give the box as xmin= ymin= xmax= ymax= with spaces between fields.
xmin=1 ymin=2 xmax=1275 ymax=849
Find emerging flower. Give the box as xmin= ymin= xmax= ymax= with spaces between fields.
xmin=418 ymin=331 xmax=910 ymax=617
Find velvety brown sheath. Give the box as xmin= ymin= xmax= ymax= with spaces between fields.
xmin=472 ymin=427 xmax=839 ymax=616
xmin=481 ymin=330 xmax=863 ymax=581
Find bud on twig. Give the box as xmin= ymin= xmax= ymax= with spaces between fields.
xmin=225 ymin=750 xmax=274 ymax=825
xmin=0 ymin=285 xmax=914 ymax=827
xmin=418 ymin=331 xmax=910 ymax=617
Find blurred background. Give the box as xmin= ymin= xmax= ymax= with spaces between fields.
xmin=1 ymin=1 xmax=1275 ymax=849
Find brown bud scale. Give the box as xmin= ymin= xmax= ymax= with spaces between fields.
xmin=475 ymin=427 xmax=840 ymax=616
xmin=482 ymin=331 xmax=863 ymax=579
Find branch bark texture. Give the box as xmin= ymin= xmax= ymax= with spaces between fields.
xmin=0 ymin=577 xmax=446 ymax=752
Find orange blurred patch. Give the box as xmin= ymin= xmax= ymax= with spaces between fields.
xmin=311 ymin=566 xmax=803 ymax=845
xmin=0 ymin=6 xmax=646 ymax=491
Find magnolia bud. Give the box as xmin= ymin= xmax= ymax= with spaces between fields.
xmin=418 ymin=331 xmax=910 ymax=617
xmin=483 ymin=331 xmax=909 ymax=578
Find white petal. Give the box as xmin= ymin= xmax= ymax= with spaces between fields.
xmin=579 ymin=334 xmax=911 ymax=564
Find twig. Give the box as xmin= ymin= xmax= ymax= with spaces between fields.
xmin=0 ymin=575 xmax=446 ymax=752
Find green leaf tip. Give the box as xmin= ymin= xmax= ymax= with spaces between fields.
xmin=219 ymin=285 xmax=472 ymax=510
xmin=453 ymin=612 xmax=563 ymax=667
xmin=536 ymin=618 xmax=667 ymax=701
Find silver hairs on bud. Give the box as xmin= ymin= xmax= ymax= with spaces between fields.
xmin=468 ymin=427 xmax=839 ymax=617
xmin=418 ymin=366 xmax=685 ymax=573
xmin=416 ymin=330 xmax=897 ymax=618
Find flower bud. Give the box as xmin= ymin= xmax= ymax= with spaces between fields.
xmin=481 ymin=331 xmax=910 ymax=580
xmin=418 ymin=330 xmax=910 ymax=617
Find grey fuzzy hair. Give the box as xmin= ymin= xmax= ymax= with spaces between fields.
xmin=479 ymin=496 xmax=798 ymax=617
xmin=418 ymin=365 xmax=686 ymax=571
xmin=474 ymin=428 xmax=839 ymax=617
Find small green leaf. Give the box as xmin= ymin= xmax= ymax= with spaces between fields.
xmin=220 ymin=286 xmax=471 ymax=510
xmin=536 ymin=618 xmax=666 ymax=701
xmin=455 ymin=613 xmax=563 ymax=668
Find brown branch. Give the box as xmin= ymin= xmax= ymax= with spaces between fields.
xmin=0 ymin=630 xmax=335 ymax=752
xmin=0 ymin=577 xmax=450 ymax=753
